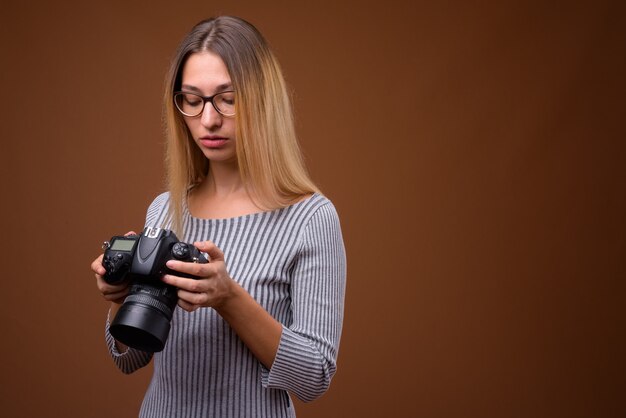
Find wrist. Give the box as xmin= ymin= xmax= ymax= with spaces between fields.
xmin=214 ymin=280 xmax=244 ymax=316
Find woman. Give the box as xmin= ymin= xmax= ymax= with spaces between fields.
xmin=91 ymin=16 xmax=346 ymax=418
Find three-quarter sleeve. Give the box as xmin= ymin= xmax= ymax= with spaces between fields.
xmin=261 ymin=202 xmax=347 ymax=402
xmin=105 ymin=309 xmax=153 ymax=374
xmin=103 ymin=194 xmax=168 ymax=373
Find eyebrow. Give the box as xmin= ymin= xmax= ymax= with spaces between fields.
xmin=181 ymin=83 xmax=233 ymax=94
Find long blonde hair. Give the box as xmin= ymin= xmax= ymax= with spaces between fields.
xmin=163 ymin=16 xmax=319 ymax=234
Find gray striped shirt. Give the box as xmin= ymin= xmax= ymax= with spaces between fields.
xmin=105 ymin=192 xmax=346 ymax=417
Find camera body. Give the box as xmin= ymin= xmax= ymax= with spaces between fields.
xmin=102 ymin=227 xmax=208 ymax=352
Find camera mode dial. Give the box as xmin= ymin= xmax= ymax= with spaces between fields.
xmin=172 ymin=242 xmax=191 ymax=260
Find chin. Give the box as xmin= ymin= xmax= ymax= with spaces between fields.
xmin=200 ymin=150 xmax=237 ymax=164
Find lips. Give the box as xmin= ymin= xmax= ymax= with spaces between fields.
xmin=199 ymin=136 xmax=228 ymax=149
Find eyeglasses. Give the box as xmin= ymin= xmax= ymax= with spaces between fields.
xmin=173 ymin=91 xmax=236 ymax=117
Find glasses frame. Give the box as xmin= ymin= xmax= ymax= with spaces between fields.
xmin=173 ymin=90 xmax=236 ymax=117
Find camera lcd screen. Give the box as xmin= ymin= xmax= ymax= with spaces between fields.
xmin=111 ymin=239 xmax=137 ymax=252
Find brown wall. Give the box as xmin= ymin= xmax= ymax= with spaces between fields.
xmin=1 ymin=1 xmax=624 ymax=417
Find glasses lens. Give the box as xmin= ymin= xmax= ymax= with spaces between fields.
xmin=174 ymin=93 xmax=203 ymax=116
xmin=213 ymin=92 xmax=236 ymax=116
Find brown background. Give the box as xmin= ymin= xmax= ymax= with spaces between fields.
xmin=0 ymin=1 xmax=624 ymax=417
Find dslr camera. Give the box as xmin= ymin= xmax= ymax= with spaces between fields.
xmin=102 ymin=226 xmax=208 ymax=352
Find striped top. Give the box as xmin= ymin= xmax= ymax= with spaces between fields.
xmin=105 ymin=192 xmax=347 ymax=418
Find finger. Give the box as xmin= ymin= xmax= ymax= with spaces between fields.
xmin=99 ymin=283 xmax=129 ymax=295
xmin=98 ymin=279 xmax=129 ymax=298
xmin=96 ymin=274 xmax=128 ymax=291
xmin=178 ymin=299 xmax=199 ymax=312
xmin=102 ymin=289 xmax=128 ymax=302
xmin=91 ymin=254 xmax=106 ymax=276
xmin=177 ymin=289 xmax=209 ymax=306
xmin=193 ymin=241 xmax=224 ymax=262
xmin=124 ymin=231 xmax=137 ymax=236
xmin=95 ymin=274 xmax=106 ymax=289
xmin=166 ymin=259 xmax=214 ymax=278
xmin=162 ymin=274 xmax=208 ymax=293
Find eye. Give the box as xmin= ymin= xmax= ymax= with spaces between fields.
xmin=183 ymin=94 xmax=202 ymax=106
xmin=217 ymin=92 xmax=235 ymax=106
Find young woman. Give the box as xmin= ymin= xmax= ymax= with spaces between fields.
xmin=91 ymin=16 xmax=346 ymax=418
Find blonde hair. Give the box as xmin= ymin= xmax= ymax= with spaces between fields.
xmin=163 ymin=16 xmax=319 ymax=234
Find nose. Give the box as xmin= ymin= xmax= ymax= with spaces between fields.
xmin=200 ymin=102 xmax=222 ymax=129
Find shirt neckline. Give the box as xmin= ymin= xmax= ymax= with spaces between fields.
xmin=183 ymin=192 xmax=319 ymax=223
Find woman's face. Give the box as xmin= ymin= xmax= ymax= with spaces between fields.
xmin=179 ymin=51 xmax=237 ymax=164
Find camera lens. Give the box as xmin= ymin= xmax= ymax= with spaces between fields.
xmin=109 ymin=282 xmax=178 ymax=352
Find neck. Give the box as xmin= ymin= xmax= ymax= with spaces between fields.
xmin=188 ymin=160 xmax=263 ymax=219
xmin=201 ymin=161 xmax=245 ymax=197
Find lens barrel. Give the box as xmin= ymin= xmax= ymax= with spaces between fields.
xmin=109 ymin=283 xmax=178 ymax=352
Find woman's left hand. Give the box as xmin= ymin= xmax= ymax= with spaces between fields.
xmin=164 ymin=241 xmax=282 ymax=369
xmin=162 ymin=241 xmax=235 ymax=312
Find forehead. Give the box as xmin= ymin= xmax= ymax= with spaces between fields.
xmin=181 ymin=51 xmax=231 ymax=91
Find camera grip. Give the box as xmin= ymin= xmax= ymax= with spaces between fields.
xmin=168 ymin=242 xmax=209 ymax=279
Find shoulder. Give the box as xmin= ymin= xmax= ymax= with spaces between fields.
xmin=284 ymin=193 xmax=338 ymax=219
xmin=288 ymin=193 xmax=343 ymax=236
xmin=145 ymin=191 xmax=171 ymax=226
xmin=146 ymin=191 xmax=171 ymax=212
xmin=290 ymin=194 xmax=346 ymax=262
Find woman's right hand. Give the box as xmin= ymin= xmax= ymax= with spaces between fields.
xmin=92 ymin=253 xmax=130 ymax=304
xmin=92 ymin=231 xmax=136 ymax=304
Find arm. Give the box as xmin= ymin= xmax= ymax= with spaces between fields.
xmin=104 ymin=304 xmax=153 ymax=374
xmin=261 ymin=203 xmax=347 ymax=401
xmin=162 ymin=244 xmax=282 ymax=370
xmin=93 ymin=194 xmax=172 ymax=372
xmin=162 ymin=202 xmax=347 ymax=401
xmin=92 ymin=245 xmax=153 ymax=374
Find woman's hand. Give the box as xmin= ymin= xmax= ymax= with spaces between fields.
xmin=91 ymin=231 xmax=136 ymax=304
xmin=162 ymin=241 xmax=235 ymax=312
xmin=162 ymin=240 xmax=282 ymax=368
xmin=92 ymin=254 xmax=131 ymax=304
